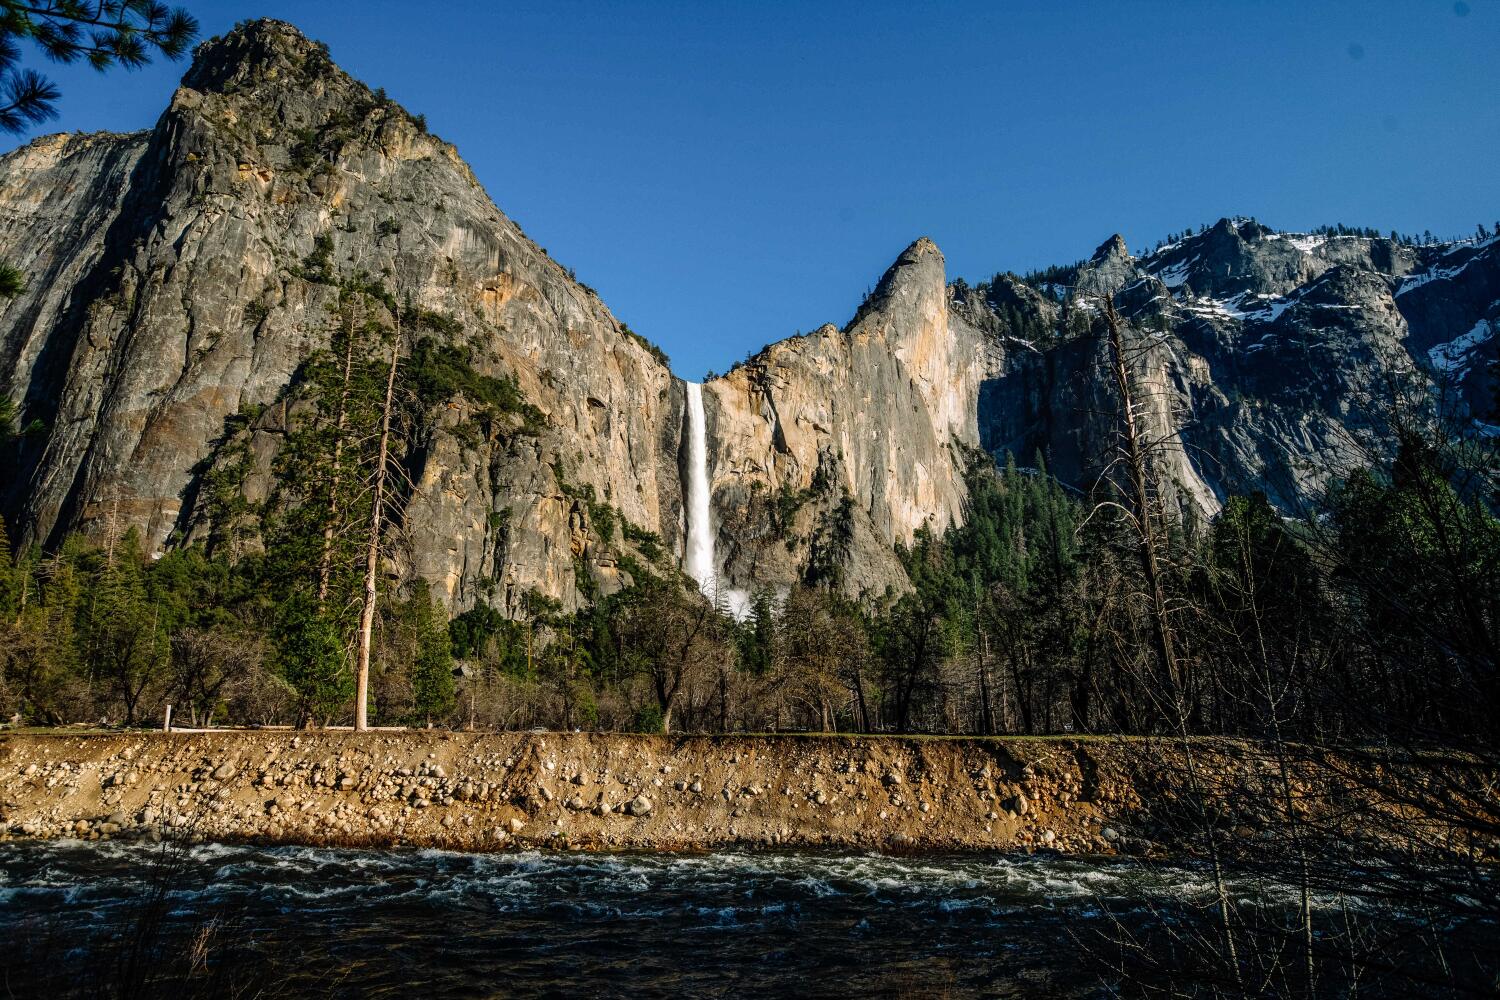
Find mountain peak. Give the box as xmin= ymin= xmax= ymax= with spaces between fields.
xmin=1074 ymin=233 xmax=1137 ymax=297
xmin=182 ymin=18 xmax=337 ymax=95
xmin=900 ymin=236 xmax=944 ymax=262
xmin=1090 ymin=233 xmax=1130 ymax=263
xmin=1203 ymin=217 xmax=1273 ymax=244
xmin=864 ymin=237 xmax=946 ymax=311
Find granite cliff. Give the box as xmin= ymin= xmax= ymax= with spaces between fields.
xmin=1 ymin=21 xmax=1495 ymax=613
xmin=969 ymin=220 xmax=1498 ymax=517
xmin=0 ymin=21 xmax=686 ymax=615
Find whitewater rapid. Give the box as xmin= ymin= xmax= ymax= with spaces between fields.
xmin=1 ymin=840 xmax=1438 ymax=998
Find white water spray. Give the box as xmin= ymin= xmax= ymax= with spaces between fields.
xmin=682 ymin=381 xmax=751 ymax=619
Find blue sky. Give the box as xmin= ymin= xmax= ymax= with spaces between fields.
xmin=6 ymin=0 xmax=1495 ymax=379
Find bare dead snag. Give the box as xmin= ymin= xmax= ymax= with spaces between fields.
xmin=1101 ymin=298 xmax=1242 ymax=989
xmin=354 ymin=331 xmax=399 ymax=732
xmin=1102 ymin=299 xmax=1181 ymax=709
xmin=317 ymin=302 xmax=359 ymax=608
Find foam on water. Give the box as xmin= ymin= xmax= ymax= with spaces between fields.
xmin=2 ymin=841 xmax=1490 ymax=998
xmin=0 ymin=840 xmax=1400 ymax=916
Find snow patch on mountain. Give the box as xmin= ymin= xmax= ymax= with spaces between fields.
xmin=1398 ymin=235 xmax=1499 ymax=297
xmin=1427 ymin=317 xmax=1495 ymax=377
xmin=1399 ymin=262 xmax=1477 ymax=297
xmin=1182 ymin=289 xmax=1301 ymax=325
xmin=1152 ymin=258 xmax=1199 ymax=289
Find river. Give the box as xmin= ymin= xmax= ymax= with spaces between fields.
xmin=0 ymin=840 xmax=1492 ymax=997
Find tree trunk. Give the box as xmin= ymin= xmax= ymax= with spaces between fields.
xmin=1007 ymin=651 xmax=1032 ymax=734
xmin=974 ymin=579 xmax=995 ymax=736
xmin=977 ymin=642 xmax=994 ymax=736
xmin=1103 ymin=301 xmax=1182 ymax=721
xmin=718 ymin=667 xmax=729 ymax=733
xmin=318 ymin=325 xmax=357 ymax=606
xmin=851 ymin=663 xmax=871 ymax=732
xmin=1103 ymin=300 xmax=1239 ymax=985
xmin=355 ymin=338 xmax=398 ymax=732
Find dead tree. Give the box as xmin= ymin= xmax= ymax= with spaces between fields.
xmin=1102 ymin=299 xmax=1183 ymax=714
xmin=1095 ymin=296 xmax=1243 ymax=989
xmin=317 ymin=296 xmax=361 ymax=607
xmin=354 ymin=331 xmax=399 ymax=732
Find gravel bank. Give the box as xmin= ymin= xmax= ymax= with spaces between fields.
xmin=0 ymin=732 xmax=1152 ymax=853
xmin=0 ymin=731 xmax=1479 ymax=857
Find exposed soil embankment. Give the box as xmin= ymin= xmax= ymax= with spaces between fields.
xmin=0 ymin=732 xmax=1489 ymax=857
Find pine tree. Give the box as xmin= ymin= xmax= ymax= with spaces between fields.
xmin=260 ymin=280 xmax=397 ymax=725
xmin=274 ymin=591 xmax=349 ymax=727
xmin=1100 ymin=299 xmax=1183 ymax=726
xmin=0 ymin=1 xmax=198 ymax=133
xmin=0 ymin=394 xmax=17 ymax=462
xmin=1199 ymin=492 xmax=1328 ymax=734
xmin=0 ymin=517 xmax=15 ymax=618
xmin=406 ymin=583 xmax=455 ymax=725
xmin=85 ymin=528 xmax=168 ymax=725
xmin=736 ymin=591 xmax=776 ymax=676
xmin=1329 ymin=437 xmax=1500 ymax=737
xmin=0 ymin=262 xmax=22 ymax=298
xmin=316 ymin=287 xmax=366 ymax=605
xmin=6 ymin=549 xmax=78 ymax=723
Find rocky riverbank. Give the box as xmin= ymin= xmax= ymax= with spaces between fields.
xmin=0 ymin=731 xmax=1486 ymax=857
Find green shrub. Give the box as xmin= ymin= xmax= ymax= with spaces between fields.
xmin=618 ymin=321 xmax=670 ymax=367
xmin=297 ymin=232 xmax=336 ymax=284
xmin=406 ymin=337 xmax=546 ymax=435
xmin=632 ymin=703 xmax=664 ymax=734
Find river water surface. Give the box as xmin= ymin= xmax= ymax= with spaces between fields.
xmin=0 ymin=840 xmax=1491 ymax=997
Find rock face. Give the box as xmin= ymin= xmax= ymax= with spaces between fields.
xmin=968 ymin=220 xmax=1500 ymax=515
xmin=705 ymin=237 xmax=1000 ymax=597
xmin=0 ymin=21 xmax=686 ymax=613
xmin=1 ymin=23 xmax=1496 ymax=612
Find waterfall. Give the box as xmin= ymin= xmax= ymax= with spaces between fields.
xmin=682 ymin=381 xmax=751 ymax=619
xmin=683 ymin=381 xmax=716 ymax=595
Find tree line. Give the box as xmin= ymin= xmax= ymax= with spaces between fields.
xmin=0 ymin=275 xmax=467 ymax=731
xmin=0 ymin=1 xmax=1493 ymax=744
xmin=4 ymin=387 xmax=1494 ymax=747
